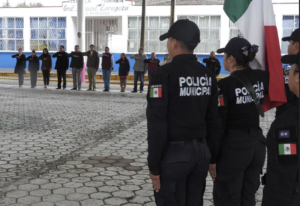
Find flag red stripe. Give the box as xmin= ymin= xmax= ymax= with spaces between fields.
xmin=158 ymin=88 xmax=162 ymax=97
xmin=291 ymin=144 xmax=297 ymax=155
xmin=262 ymin=26 xmax=287 ymax=111
xmin=219 ymin=97 xmax=224 ymax=106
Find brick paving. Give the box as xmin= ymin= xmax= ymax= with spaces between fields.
xmin=0 ymin=80 xmax=274 ymax=206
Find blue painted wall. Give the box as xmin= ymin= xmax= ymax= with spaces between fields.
xmin=2 ymin=52 xmax=229 ymax=74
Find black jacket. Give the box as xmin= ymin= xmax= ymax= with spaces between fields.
xmin=203 ymin=57 xmax=221 ymax=76
xmin=12 ymin=54 xmax=26 ymax=74
xmin=146 ymin=54 xmax=221 ymax=175
xmin=53 ymin=51 xmax=69 ymax=70
xmin=25 ymin=55 xmax=40 ymax=72
xmin=116 ymin=59 xmax=130 ymax=76
xmin=275 ymin=84 xmax=299 ymax=118
xmin=69 ymin=52 xmax=84 ymax=69
xmin=262 ymin=106 xmax=299 ymax=206
xmin=217 ymin=68 xmax=269 ymax=130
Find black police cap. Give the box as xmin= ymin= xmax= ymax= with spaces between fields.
xmin=281 ymin=52 xmax=300 ymax=67
xmin=217 ymin=37 xmax=253 ymax=59
xmin=282 ymin=28 xmax=299 ymax=42
xmin=159 ymin=19 xmax=200 ymax=44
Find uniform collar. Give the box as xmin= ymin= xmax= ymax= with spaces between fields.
xmin=172 ymin=54 xmax=197 ymax=62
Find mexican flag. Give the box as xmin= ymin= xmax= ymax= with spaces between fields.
xmin=278 ymin=144 xmax=297 ymax=155
xmin=150 ymin=87 xmax=162 ymax=98
xmin=224 ymin=0 xmax=287 ymax=111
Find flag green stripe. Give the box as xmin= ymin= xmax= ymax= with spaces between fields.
xmin=278 ymin=144 xmax=284 ymax=155
xmin=224 ymin=0 xmax=253 ymax=23
xmin=150 ymin=88 xmax=153 ymax=98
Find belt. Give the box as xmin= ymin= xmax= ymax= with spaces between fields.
xmin=169 ymin=138 xmax=205 ymax=144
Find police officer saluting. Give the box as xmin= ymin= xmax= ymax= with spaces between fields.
xmin=147 ymin=19 xmax=221 ymax=205
xmin=211 ymin=37 xmax=269 ymax=206
xmin=262 ymin=52 xmax=300 ymax=206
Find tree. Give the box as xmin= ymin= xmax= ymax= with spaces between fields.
xmin=29 ymin=2 xmax=43 ymax=7
xmin=2 ymin=0 xmax=10 ymax=7
xmin=16 ymin=1 xmax=43 ymax=7
xmin=16 ymin=1 xmax=27 ymax=7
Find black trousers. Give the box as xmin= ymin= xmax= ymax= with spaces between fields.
xmin=154 ymin=139 xmax=211 ymax=206
xmin=213 ymin=129 xmax=266 ymax=206
xmin=42 ymin=70 xmax=50 ymax=85
xmin=18 ymin=72 xmax=24 ymax=85
xmin=30 ymin=71 xmax=37 ymax=87
xmin=57 ymin=70 xmax=66 ymax=88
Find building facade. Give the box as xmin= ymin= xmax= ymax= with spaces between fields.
xmin=0 ymin=0 xmax=298 ymax=74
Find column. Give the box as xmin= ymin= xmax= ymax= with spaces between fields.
xmin=77 ymin=0 xmax=85 ymax=51
xmin=77 ymin=0 xmax=86 ymax=83
xmin=140 ymin=0 xmax=146 ymax=50
xmin=170 ymin=0 xmax=176 ymax=26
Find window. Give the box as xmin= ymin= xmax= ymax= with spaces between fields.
xmin=127 ymin=16 xmax=170 ymax=53
xmin=101 ymin=0 xmax=123 ymax=3
xmin=178 ymin=16 xmax=221 ymax=53
xmin=0 ymin=17 xmax=24 ymax=51
xmin=229 ymin=21 xmax=244 ymax=39
xmin=30 ymin=17 xmax=67 ymax=51
xmin=281 ymin=15 xmax=299 ymax=54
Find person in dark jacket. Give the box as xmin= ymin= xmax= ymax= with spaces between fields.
xmin=275 ymin=29 xmax=299 ymax=118
xmin=82 ymin=44 xmax=100 ymax=91
xmin=38 ymin=48 xmax=52 ymax=88
xmin=99 ymin=47 xmax=114 ymax=92
xmin=147 ymin=19 xmax=221 ymax=205
xmin=53 ymin=45 xmax=69 ymax=90
xmin=68 ymin=45 xmax=84 ymax=91
xmin=25 ymin=50 xmax=40 ymax=88
xmin=115 ymin=53 xmax=130 ymax=92
xmin=262 ymin=52 xmax=299 ymax=206
xmin=144 ymin=52 xmax=160 ymax=83
xmin=12 ymin=48 xmax=26 ymax=87
xmin=203 ymin=51 xmax=221 ymax=77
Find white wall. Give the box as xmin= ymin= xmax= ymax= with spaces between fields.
xmin=0 ymin=2 xmax=298 ymax=53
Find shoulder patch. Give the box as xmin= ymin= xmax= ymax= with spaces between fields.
xmin=218 ymin=94 xmax=225 ymax=107
xmin=150 ymin=85 xmax=162 ymax=98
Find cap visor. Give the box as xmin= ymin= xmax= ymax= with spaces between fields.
xmin=216 ymin=48 xmax=226 ymax=54
xmin=281 ymin=54 xmax=296 ymax=64
xmin=159 ymin=33 xmax=170 ymax=41
xmin=282 ymin=37 xmax=291 ymax=41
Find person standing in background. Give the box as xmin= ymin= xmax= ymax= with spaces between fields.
xmin=53 ymin=45 xmax=69 ymax=90
xmin=99 ymin=47 xmax=114 ymax=92
xmin=25 ymin=50 xmax=40 ymax=88
xmin=203 ymin=51 xmax=221 ymax=77
xmin=144 ymin=52 xmax=160 ymax=83
xmin=83 ymin=44 xmax=99 ymax=91
xmin=38 ymin=48 xmax=52 ymax=89
xmin=159 ymin=54 xmax=171 ymax=66
xmin=130 ymin=48 xmax=148 ymax=93
xmin=116 ymin=53 xmax=130 ymax=92
xmin=12 ymin=48 xmax=26 ymax=88
xmin=69 ymin=45 xmax=84 ymax=91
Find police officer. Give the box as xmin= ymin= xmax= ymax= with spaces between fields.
xmin=262 ymin=52 xmax=300 ymax=206
xmin=147 ymin=19 xmax=221 ymax=205
xmin=211 ymin=37 xmax=269 ymax=206
xmin=276 ymin=28 xmax=299 ymax=118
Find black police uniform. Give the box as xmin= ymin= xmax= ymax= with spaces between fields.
xmin=147 ymin=19 xmax=221 ymax=206
xmin=213 ymin=38 xmax=269 ymax=206
xmin=262 ymin=53 xmax=300 ymax=206
xmin=275 ymin=29 xmax=299 ymax=118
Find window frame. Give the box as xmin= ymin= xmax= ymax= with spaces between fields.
xmin=177 ymin=15 xmax=221 ymax=54
xmin=127 ymin=16 xmax=170 ymax=53
xmin=0 ymin=17 xmax=24 ymax=52
xmin=30 ymin=17 xmax=67 ymax=52
xmin=281 ymin=15 xmax=299 ymax=54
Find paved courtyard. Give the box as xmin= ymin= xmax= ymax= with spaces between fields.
xmin=0 ymin=79 xmax=275 ymax=206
